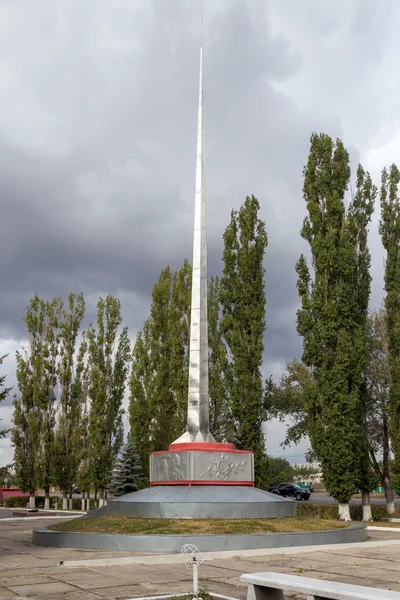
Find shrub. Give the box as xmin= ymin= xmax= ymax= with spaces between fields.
xmin=5 ymin=495 xmax=59 ymax=508
xmin=296 ymin=503 xmax=389 ymax=521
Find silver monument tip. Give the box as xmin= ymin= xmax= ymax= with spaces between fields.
xmin=173 ymin=36 xmax=215 ymax=445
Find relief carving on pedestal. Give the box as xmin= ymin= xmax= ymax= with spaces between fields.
xmin=198 ymin=453 xmax=247 ymax=481
xmin=157 ymin=453 xmax=187 ymax=481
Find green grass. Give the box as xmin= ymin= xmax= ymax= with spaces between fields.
xmin=49 ymin=515 xmax=350 ymax=535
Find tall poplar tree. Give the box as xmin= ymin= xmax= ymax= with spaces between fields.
xmin=75 ymin=341 xmax=91 ymax=508
xmin=35 ymin=297 xmax=64 ymax=509
xmin=129 ymin=321 xmax=152 ymax=480
xmin=53 ymin=293 xmax=85 ymax=509
xmin=13 ymin=295 xmax=60 ymax=508
xmin=379 ymin=164 xmax=400 ymax=493
xmin=366 ymin=309 xmax=394 ymax=513
xmin=296 ymin=134 xmax=374 ymax=519
xmin=349 ymin=164 xmax=376 ymax=520
xmin=88 ymin=296 xmax=130 ymax=501
xmin=147 ymin=267 xmax=175 ymax=450
xmin=220 ymin=195 xmax=269 ymax=488
xmin=208 ymin=276 xmax=233 ymax=442
xmin=169 ymin=260 xmax=192 ymax=436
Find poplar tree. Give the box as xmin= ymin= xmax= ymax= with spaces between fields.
xmin=379 ymin=164 xmax=400 ymax=493
xmin=296 ymin=134 xmax=374 ymax=519
xmin=129 ymin=321 xmax=152 ymax=480
xmin=0 ymin=355 xmax=12 ymax=439
xmin=208 ymin=276 xmax=233 ymax=442
xmin=147 ymin=267 xmax=175 ymax=450
xmin=53 ymin=293 xmax=86 ymax=509
xmin=169 ymin=260 xmax=192 ymax=436
xmin=88 ymin=296 xmax=130 ymax=501
xmin=35 ymin=297 xmax=64 ymax=509
xmin=75 ymin=343 xmax=91 ymax=508
xmin=366 ymin=309 xmax=394 ymax=513
xmin=13 ymin=295 xmax=60 ymax=508
xmin=349 ymin=164 xmax=376 ymax=520
xmin=220 ymin=195 xmax=269 ymax=488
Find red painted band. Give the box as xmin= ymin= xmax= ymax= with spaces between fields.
xmin=168 ymin=442 xmax=236 ymax=452
xmin=150 ymin=480 xmax=254 ymax=487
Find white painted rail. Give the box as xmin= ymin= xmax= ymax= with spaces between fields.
xmin=240 ymin=572 xmax=400 ymax=600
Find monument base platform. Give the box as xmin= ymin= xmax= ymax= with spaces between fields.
xmin=150 ymin=442 xmax=254 ymax=486
xmin=102 ymin=485 xmax=297 ymax=519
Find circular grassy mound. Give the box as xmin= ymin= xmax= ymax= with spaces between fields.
xmin=49 ymin=515 xmax=350 ymax=535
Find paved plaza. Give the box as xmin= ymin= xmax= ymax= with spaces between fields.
xmin=1 ymin=518 xmax=400 ymax=599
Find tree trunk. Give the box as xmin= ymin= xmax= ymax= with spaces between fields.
xmin=338 ymin=502 xmax=351 ymax=521
xmin=99 ymin=488 xmax=104 ymax=507
xmin=44 ymin=487 xmax=50 ymax=510
xmin=86 ymin=496 xmax=91 ymax=511
xmin=29 ymin=493 xmax=36 ymax=509
xmin=362 ymin=490 xmax=372 ymax=521
xmin=382 ymin=416 xmax=395 ymax=515
xmin=62 ymin=490 xmax=68 ymax=510
xmin=384 ymin=477 xmax=395 ymax=514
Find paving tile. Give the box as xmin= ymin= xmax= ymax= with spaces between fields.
xmin=0 ymin=575 xmax=52 ymax=587
xmin=0 ymin=587 xmax=19 ymax=598
xmin=39 ymin=592 xmax=102 ymax=600
xmin=92 ymin=584 xmax=154 ymax=599
xmin=7 ymin=580 xmax=77 ymax=596
xmin=56 ymin=574 xmax=132 ymax=590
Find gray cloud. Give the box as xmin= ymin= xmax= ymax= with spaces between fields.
xmin=1 ymin=0 xmax=400 ymax=465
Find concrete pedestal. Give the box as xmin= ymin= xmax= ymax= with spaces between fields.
xmin=150 ymin=442 xmax=254 ymax=486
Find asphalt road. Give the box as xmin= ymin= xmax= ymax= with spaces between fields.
xmin=306 ymin=492 xmax=399 ymax=506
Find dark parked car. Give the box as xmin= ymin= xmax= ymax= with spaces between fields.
xmin=267 ymin=483 xmax=311 ymax=501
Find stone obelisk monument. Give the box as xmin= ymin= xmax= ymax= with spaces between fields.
xmin=173 ymin=43 xmax=214 ymax=445
xmin=32 ymin=35 xmax=297 ymax=543
xmin=68 ymin=35 xmax=296 ymax=525
xmin=149 ymin=41 xmax=254 ymax=485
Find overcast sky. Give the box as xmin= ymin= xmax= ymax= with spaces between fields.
xmin=0 ymin=0 xmax=398 ymax=467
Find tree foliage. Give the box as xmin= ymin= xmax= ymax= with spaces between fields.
xmin=52 ymin=293 xmax=86 ymax=496
xmin=12 ymin=295 xmax=62 ymax=497
xmin=220 ymin=195 xmax=269 ymax=488
xmin=379 ymin=164 xmax=400 ymax=492
xmin=109 ymin=442 xmax=145 ymax=497
xmin=88 ymin=296 xmax=130 ymax=494
xmin=296 ymin=133 xmax=375 ymax=503
xmin=265 ymin=457 xmax=295 ymax=487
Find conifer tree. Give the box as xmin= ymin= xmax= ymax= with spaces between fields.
xmin=379 ymin=164 xmax=400 ymax=493
xmin=220 ymin=195 xmax=269 ymax=488
xmin=88 ymin=296 xmax=130 ymax=502
xmin=0 ymin=355 xmax=12 ymax=439
xmin=296 ymin=134 xmax=374 ymax=519
xmin=109 ymin=442 xmax=144 ymax=497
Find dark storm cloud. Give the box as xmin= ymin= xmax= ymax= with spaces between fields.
xmin=1 ymin=0 xmax=400 ymax=463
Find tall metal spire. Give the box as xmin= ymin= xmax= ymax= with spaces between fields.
xmin=173 ymin=34 xmax=215 ymax=444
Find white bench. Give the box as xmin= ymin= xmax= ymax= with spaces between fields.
xmin=240 ymin=572 xmax=400 ymax=600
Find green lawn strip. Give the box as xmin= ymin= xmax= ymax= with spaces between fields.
xmin=49 ymin=516 xmax=349 ymax=535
